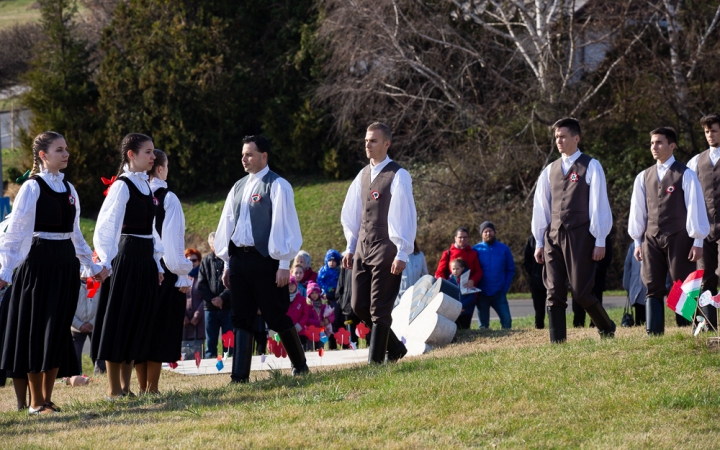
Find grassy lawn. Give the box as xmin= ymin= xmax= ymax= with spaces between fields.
xmin=1 ymin=306 xmax=718 ymax=448
xmin=0 ymin=0 xmax=40 ymax=30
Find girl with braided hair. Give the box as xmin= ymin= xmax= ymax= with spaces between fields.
xmin=0 ymin=131 xmax=105 ymax=414
xmin=91 ymin=133 xmax=164 ymax=399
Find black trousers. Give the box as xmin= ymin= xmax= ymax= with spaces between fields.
xmin=700 ymin=238 xmax=720 ymax=294
xmin=530 ymin=286 xmax=547 ymax=328
xmin=228 ymin=243 xmax=293 ymax=333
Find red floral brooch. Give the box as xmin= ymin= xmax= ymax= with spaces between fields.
xmin=568 ymin=172 xmax=580 ymax=183
xmin=371 ymin=190 xmax=380 ymax=200
xmin=251 ymin=193 xmax=261 ymax=202
xmin=666 ymin=186 xmax=675 ymax=194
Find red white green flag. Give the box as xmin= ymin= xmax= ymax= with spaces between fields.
xmin=667 ymin=270 xmax=703 ymax=321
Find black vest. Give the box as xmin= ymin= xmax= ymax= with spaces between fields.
xmin=153 ymin=187 xmax=168 ymax=237
xmin=118 ymin=177 xmax=155 ymax=235
xmin=31 ymin=176 xmax=75 ymax=233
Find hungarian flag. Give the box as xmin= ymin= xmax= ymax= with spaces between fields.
xmin=667 ymin=270 xmax=703 ymax=321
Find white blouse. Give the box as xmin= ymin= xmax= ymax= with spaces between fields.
xmin=340 ymin=156 xmax=417 ymax=262
xmin=93 ymin=165 xmax=164 ymax=274
xmin=150 ymin=178 xmax=192 ymax=287
xmin=214 ymin=165 xmax=303 ymax=270
xmin=0 ymin=170 xmax=102 ymax=283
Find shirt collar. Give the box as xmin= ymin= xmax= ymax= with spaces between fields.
xmin=40 ymin=169 xmax=64 ymax=182
xmin=561 ymin=149 xmax=582 ymax=164
xmin=657 ymin=155 xmax=675 ymax=169
xmin=250 ymin=165 xmax=270 ymax=180
xmin=149 ymin=178 xmax=167 ymax=190
xmin=710 ymin=147 xmax=720 ymax=158
xmin=122 ymin=164 xmax=149 ymax=181
xmin=370 ymin=156 xmax=392 ymax=174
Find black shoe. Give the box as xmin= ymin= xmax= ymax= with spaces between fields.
xmin=585 ymin=302 xmax=616 ymax=338
xmin=646 ymin=297 xmax=665 ymax=336
xmin=548 ymin=306 xmax=567 ymax=343
xmin=386 ymin=328 xmax=407 ymax=362
xmin=278 ymin=327 xmax=309 ymax=376
xmin=700 ymin=305 xmax=718 ymax=331
xmin=230 ymin=328 xmax=254 ymax=383
xmin=368 ymin=322 xmax=390 ymax=364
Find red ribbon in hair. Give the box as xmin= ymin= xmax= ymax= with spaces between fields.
xmin=101 ymin=176 xmax=117 ymax=196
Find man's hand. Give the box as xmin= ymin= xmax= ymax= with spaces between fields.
xmin=391 ymin=259 xmax=406 ymax=276
xmin=191 ymin=316 xmax=200 ymax=326
xmin=179 ymin=286 xmax=190 ymax=294
xmin=634 ymin=246 xmax=642 ymax=262
xmin=276 ymin=268 xmax=290 ymax=287
xmin=462 ymin=279 xmax=475 ymax=289
xmin=342 ymin=253 xmax=354 ymax=269
xmin=0 ymin=280 xmax=7 ymax=290
xmin=534 ymin=248 xmax=544 ymax=264
xmin=184 ymin=316 xmax=190 ymax=326
xmin=211 ymin=297 xmax=223 ymax=308
xmin=79 ymin=322 xmax=93 ymax=333
xmin=222 ymin=268 xmax=230 ymax=290
xmin=689 ymin=246 xmax=703 ymax=262
xmin=592 ymin=246 xmax=606 ymax=262
xmin=93 ymin=267 xmax=110 ymax=283
xmin=158 ymin=273 xmax=164 ymax=285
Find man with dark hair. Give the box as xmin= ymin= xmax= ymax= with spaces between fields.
xmin=532 ymin=117 xmax=616 ymax=343
xmin=473 ymin=222 xmax=515 ymax=329
xmin=687 ymin=113 xmax=720 ymax=330
xmin=215 ymin=135 xmax=308 ymax=383
xmin=630 ymin=127 xmax=709 ymax=335
xmin=341 ymin=122 xmax=417 ymax=364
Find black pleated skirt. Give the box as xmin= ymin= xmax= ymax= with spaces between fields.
xmin=0 ymin=238 xmax=81 ymax=374
xmin=139 ymin=261 xmax=185 ymax=363
xmin=91 ymin=236 xmax=159 ymax=364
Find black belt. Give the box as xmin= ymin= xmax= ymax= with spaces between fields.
xmin=229 ymin=242 xmax=257 ymax=255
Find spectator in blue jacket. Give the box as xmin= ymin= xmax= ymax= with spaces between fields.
xmin=473 ymin=221 xmax=515 ymax=329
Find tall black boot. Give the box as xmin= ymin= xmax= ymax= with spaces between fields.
xmin=675 ymin=313 xmax=692 ymax=327
xmin=278 ymin=327 xmax=309 ymax=376
xmin=548 ymin=306 xmax=566 ymax=343
xmin=368 ymin=322 xmax=390 ymax=364
xmin=386 ymin=328 xmax=407 ymax=362
xmin=646 ymin=297 xmax=665 ymax=336
xmin=634 ymin=304 xmax=646 ymax=326
xmin=701 ymin=305 xmax=718 ymax=331
xmin=230 ymin=328 xmax=254 ymax=383
xmin=585 ymin=302 xmax=616 ymax=338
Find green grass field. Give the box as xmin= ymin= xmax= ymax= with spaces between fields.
xmin=1 ymin=307 xmax=718 ymax=448
xmin=0 ymin=0 xmax=40 ymax=30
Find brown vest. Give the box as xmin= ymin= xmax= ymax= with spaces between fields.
xmin=359 ymin=161 xmax=401 ymax=246
xmin=549 ymin=153 xmax=592 ymax=232
xmin=644 ymin=161 xmax=687 ymax=237
xmin=696 ymin=149 xmax=720 ymax=241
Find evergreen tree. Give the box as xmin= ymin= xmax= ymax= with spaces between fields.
xmin=20 ymin=0 xmax=108 ymax=210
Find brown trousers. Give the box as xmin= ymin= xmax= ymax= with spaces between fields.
xmin=543 ymin=225 xmax=598 ymax=309
xmin=351 ymin=238 xmax=402 ymax=327
xmin=641 ymin=231 xmax=694 ymax=299
xmin=699 ymin=238 xmax=720 ymax=294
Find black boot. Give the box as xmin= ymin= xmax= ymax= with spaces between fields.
xmin=548 ymin=306 xmax=566 ymax=343
xmin=585 ymin=302 xmax=616 ymax=338
xmin=701 ymin=305 xmax=718 ymax=331
xmin=386 ymin=328 xmax=407 ymax=362
xmin=230 ymin=328 xmax=254 ymax=383
xmin=278 ymin=327 xmax=309 ymax=376
xmin=634 ymin=304 xmax=646 ymax=326
xmin=646 ymin=297 xmax=665 ymax=336
xmin=368 ymin=322 xmax=390 ymax=364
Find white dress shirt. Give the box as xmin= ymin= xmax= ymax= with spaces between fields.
xmin=686 ymin=146 xmax=720 ymax=171
xmin=0 ymin=170 xmax=102 ymax=283
xmin=150 ymin=178 xmax=192 ymax=287
xmin=93 ymin=165 xmax=164 ymax=274
xmin=531 ymin=150 xmax=613 ymax=249
xmin=628 ymin=155 xmax=709 ymax=248
xmin=214 ymin=165 xmax=302 ymax=270
xmin=340 ymin=156 xmax=417 ymax=262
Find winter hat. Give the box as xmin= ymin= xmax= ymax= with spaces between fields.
xmin=306 ymin=281 xmax=322 ymax=296
xmin=324 ymin=249 xmax=342 ymax=265
xmin=480 ymin=221 xmax=495 ymax=233
xmin=289 ymin=275 xmax=297 ymax=287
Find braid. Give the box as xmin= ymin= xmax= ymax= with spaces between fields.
xmin=30 ymin=131 xmax=64 ymax=178
xmin=116 ymin=151 xmax=130 ymax=176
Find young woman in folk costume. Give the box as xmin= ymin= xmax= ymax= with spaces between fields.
xmin=134 ymin=149 xmax=192 ymax=393
xmin=0 ymin=132 xmax=105 ymax=414
xmin=91 ymin=133 xmax=164 ymax=399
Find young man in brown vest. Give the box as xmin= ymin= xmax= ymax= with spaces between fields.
xmin=531 ymin=118 xmax=615 ymax=343
xmin=629 ymin=127 xmax=709 ymax=335
xmin=341 ymin=122 xmax=417 ymax=364
xmin=687 ymin=114 xmax=720 ymax=331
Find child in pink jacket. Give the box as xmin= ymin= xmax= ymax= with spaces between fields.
xmin=303 ymin=282 xmax=335 ymax=350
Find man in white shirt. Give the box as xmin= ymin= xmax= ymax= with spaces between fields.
xmin=531 ymin=118 xmax=615 ymax=343
xmin=629 ymin=127 xmax=709 ymax=335
xmin=341 ymin=122 xmax=417 ymax=364
xmin=687 ymin=113 xmax=720 ymax=331
xmin=214 ymin=135 xmax=307 ymax=383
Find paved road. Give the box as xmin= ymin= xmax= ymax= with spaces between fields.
xmin=82 ymin=296 xmax=627 ymax=354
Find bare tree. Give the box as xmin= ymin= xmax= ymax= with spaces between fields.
xmin=0 ymin=24 xmax=42 ymax=91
